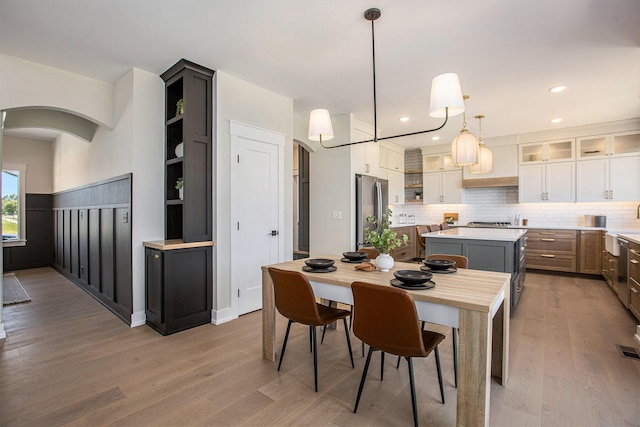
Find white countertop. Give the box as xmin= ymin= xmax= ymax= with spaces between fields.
xmin=619 ymin=234 xmax=640 ymax=245
xmin=423 ymin=228 xmax=527 ymax=242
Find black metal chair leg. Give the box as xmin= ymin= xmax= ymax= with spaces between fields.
xmin=278 ymin=320 xmax=293 ymax=371
xmin=396 ymin=355 xmax=401 ymax=369
xmin=452 ymin=327 xmax=458 ymax=388
xmin=349 ymin=305 xmax=353 ymax=330
xmin=354 ymin=346 xmax=375 ymax=413
xmin=420 ymin=321 xmax=425 ymax=330
xmin=312 ymin=325 xmax=318 ymax=392
xmin=342 ymin=318 xmax=355 ymax=368
xmin=321 ymin=325 xmax=327 ymax=344
xmin=434 ymin=346 xmax=445 ymax=404
xmin=361 ymin=341 xmax=365 ymax=357
xmin=309 ymin=326 xmax=313 ymax=352
xmin=407 ymin=357 xmax=419 ymax=427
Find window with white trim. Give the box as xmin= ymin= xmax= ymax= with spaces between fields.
xmin=2 ymin=163 xmax=27 ymax=247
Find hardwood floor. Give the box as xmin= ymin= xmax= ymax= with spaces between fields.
xmin=1 ymin=267 xmax=639 ymax=426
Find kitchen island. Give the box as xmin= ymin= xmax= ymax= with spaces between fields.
xmin=424 ymin=228 xmax=527 ymax=311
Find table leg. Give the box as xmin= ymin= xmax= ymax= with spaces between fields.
xmin=457 ymin=308 xmax=491 ymax=427
xmin=262 ymin=268 xmax=276 ymax=361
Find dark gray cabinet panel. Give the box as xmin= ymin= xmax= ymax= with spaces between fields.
xmin=52 ymin=174 xmax=132 ymax=323
xmin=145 ymin=246 xmax=212 ymax=335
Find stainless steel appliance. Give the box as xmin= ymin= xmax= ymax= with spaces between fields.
xmin=512 ymin=235 xmax=527 ymax=309
xmin=355 ymin=174 xmax=388 ymax=250
xmin=467 ymin=221 xmax=512 ymax=228
xmin=617 ymin=237 xmax=630 ymax=307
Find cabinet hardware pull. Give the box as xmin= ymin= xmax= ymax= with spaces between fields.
xmin=540 ymin=254 xmax=555 ymax=258
xmin=631 ymin=288 xmax=639 ymax=295
xmin=631 ymin=259 xmax=639 ymax=265
xmin=154 ymin=254 xmax=160 ymax=259
xmin=540 ymin=238 xmax=555 ymax=242
xmin=631 ymin=249 xmax=639 ymax=255
xmin=540 ymin=232 xmax=556 ymax=235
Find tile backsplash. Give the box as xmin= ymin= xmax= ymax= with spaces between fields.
xmin=392 ymin=186 xmax=640 ymax=231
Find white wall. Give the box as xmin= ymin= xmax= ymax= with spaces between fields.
xmin=214 ymin=70 xmax=293 ymax=323
xmin=2 ymin=135 xmax=53 ymax=193
xmin=0 ymin=54 xmax=114 ymax=128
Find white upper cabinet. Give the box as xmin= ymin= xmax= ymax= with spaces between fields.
xmin=423 ymin=170 xmax=463 ymax=204
xmin=423 ymin=153 xmax=459 ymax=172
xmin=576 ymin=155 xmax=640 ymax=202
xmin=519 ymin=139 xmax=575 ymax=164
xmin=379 ymin=141 xmax=405 ymax=204
xmin=463 ymin=144 xmax=518 ymax=179
xmin=351 ymin=120 xmax=379 ymax=177
xmin=519 ymin=162 xmax=575 ymax=203
xmin=576 ymin=130 xmax=640 ymax=202
xmin=577 ymin=131 xmax=640 ymax=159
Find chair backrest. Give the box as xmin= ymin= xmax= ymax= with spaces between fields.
xmin=268 ymin=267 xmax=322 ymax=325
xmin=351 ymin=281 xmax=427 ymax=357
xmin=429 ymin=224 xmax=441 ymax=232
xmin=416 ymin=225 xmax=428 ymax=249
xmin=426 ymin=254 xmax=468 ymax=269
xmin=440 ymin=221 xmax=450 ymax=230
xmin=358 ymin=247 xmax=380 ymax=259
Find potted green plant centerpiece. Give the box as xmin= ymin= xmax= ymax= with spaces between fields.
xmin=364 ymin=208 xmax=408 ymax=272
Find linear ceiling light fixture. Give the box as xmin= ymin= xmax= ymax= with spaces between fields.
xmin=468 ymin=114 xmax=493 ymax=174
xmin=308 ymin=8 xmax=466 ymax=148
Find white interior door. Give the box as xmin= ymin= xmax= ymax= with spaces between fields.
xmin=231 ymin=122 xmax=284 ymax=316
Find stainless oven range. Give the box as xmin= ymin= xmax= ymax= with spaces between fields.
xmin=467 ymin=221 xmax=512 ymax=228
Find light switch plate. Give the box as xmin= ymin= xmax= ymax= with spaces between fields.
xmin=331 ymin=211 xmax=342 ymax=220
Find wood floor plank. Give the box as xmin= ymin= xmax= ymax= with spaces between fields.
xmin=1 ymin=267 xmax=639 ymax=426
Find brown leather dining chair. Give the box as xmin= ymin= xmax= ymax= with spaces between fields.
xmin=415 ymin=225 xmax=429 ymax=259
xmin=268 ymin=267 xmax=354 ymax=392
xmin=429 ymin=224 xmax=441 ymax=232
xmin=351 ymin=281 xmax=445 ymax=427
xmin=425 ymin=253 xmax=468 ymax=388
xmin=440 ymin=221 xmax=450 ymax=230
xmin=358 ymin=247 xmax=379 ymax=259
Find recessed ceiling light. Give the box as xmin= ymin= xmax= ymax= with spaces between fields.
xmin=431 ymin=136 xmax=440 ymax=141
xmin=550 ymin=118 xmax=563 ymax=123
xmin=399 ymin=116 xmax=410 ymax=122
xmin=549 ymin=85 xmax=567 ymax=93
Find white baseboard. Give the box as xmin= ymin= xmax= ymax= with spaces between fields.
xmin=0 ymin=322 xmax=5 ymax=339
xmin=635 ymin=325 xmax=640 ymax=347
xmin=212 ymin=308 xmax=235 ymax=325
xmin=130 ymin=311 xmax=146 ymax=327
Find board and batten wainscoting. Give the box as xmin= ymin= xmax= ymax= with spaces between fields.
xmin=51 ymin=174 xmax=132 ymax=323
xmin=3 ymin=194 xmax=53 ymax=271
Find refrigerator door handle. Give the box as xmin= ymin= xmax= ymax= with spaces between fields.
xmin=375 ymin=181 xmax=382 ymax=221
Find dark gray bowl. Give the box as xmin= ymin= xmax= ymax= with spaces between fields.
xmin=423 ymin=259 xmax=456 ymax=270
xmin=393 ymin=269 xmax=433 ymax=284
xmin=342 ymin=251 xmax=368 ymax=261
xmin=305 ymin=258 xmax=335 ymax=269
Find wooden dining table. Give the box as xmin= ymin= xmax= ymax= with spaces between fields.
xmin=261 ymin=255 xmax=511 ymax=427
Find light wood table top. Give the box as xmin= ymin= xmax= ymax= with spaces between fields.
xmin=263 ymin=255 xmax=510 ymax=313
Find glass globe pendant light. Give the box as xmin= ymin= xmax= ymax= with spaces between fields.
xmin=469 ymin=114 xmax=494 ymax=174
xmin=451 ymin=95 xmax=479 ymax=166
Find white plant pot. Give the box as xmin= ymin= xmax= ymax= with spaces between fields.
xmin=179 ymin=188 xmax=183 ymax=200
xmin=375 ymin=253 xmax=394 ymax=272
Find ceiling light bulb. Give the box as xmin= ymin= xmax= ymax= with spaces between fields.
xmin=550 ymin=118 xmax=563 ymax=123
xmin=431 ymin=136 xmax=440 ymax=141
xmin=400 ymin=116 xmax=410 ymax=122
xmin=549 ymin=85 xmax=567 ymax=93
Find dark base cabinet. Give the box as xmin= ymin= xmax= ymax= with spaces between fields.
xmin=145 ymin=244 xmax=212 ymax=335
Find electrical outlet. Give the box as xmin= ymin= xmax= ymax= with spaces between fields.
xmin=331 ymin=211 xmax=342 ymax=220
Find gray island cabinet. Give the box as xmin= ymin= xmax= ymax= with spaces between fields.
xmin=424 ymin=228 xmax=527 ymax=311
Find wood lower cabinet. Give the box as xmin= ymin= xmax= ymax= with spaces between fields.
xmin=145 ymin=244 xmax=213 ymax=335
xmin=390 ymin=226 xmax=417 ymax=262
xmin=578 ymin=230 xmax=602 ymax=274
xmin=526 ymin=229 xmax=577 ymax=272
xmin=629 ymin=241 xmax=640 ymax=320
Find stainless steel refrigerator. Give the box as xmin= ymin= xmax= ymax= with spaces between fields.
xmin=355 ymin=174 xmax=388 ymax=251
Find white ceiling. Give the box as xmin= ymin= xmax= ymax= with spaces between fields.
xmin=1 ymin=0 xmax=639 ymax=148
